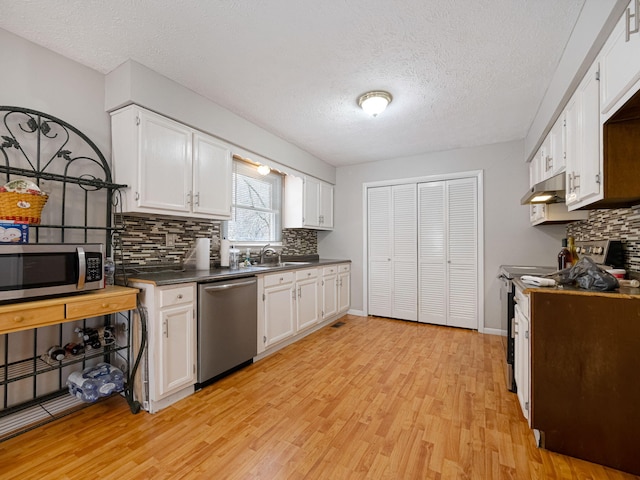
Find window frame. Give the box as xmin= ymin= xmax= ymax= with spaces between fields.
xmin=223 ymin=159 xmax=284 ymax=247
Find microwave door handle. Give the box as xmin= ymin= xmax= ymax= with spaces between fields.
xmin=77 ymin=247 xmax=86 ymax=289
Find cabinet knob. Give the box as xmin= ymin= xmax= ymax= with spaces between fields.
xmin=13 ymin=316 xmax=24 ymax=323
xmin=177 ymin=294 xmax=183 ymax=299
xmin=101 ymin=303 xmax=110 ymax=309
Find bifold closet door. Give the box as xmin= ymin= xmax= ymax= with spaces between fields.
xmin=418 ymin=178 xmax=477 ymax=329
xmin=367 ymin=184 xmax=417 ymax=321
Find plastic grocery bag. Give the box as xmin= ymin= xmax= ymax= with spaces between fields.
xmin=555 ymin=256 xmax=619 ymax=291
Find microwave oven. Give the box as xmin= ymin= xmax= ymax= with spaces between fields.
xmin=0 ymin=243 xmax=104 ymax=302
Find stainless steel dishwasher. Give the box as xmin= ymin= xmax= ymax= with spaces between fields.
xmin=197 ymin=276 xmax=257 ymax=389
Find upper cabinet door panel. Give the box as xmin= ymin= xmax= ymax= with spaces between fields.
xmin=192 ymin=133 xmax=232 ymax=218
xmin=139 ymin=111 xmax=192 ymax=212
xmin=601 ymin=1 xmax=640 ymax=117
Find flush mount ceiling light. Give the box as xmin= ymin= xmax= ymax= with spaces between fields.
xmin=357 ymin=91 xmax=393 ymax=117
xmin=257 ymin=164 xmax=271 ymax=175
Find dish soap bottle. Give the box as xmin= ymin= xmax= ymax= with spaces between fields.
xmin=244 ymin=248 xmax=252 ymax=267
xmin=558 ymin=239 xmax=573 ymax=270
xmin=567 ymin=236 xmax=578 ymax=266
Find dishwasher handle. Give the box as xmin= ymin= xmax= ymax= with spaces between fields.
xmin=202 ymin=279 xmax=257 ymax=292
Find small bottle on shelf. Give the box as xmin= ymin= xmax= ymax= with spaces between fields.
xmin=558 ymin=238 xmax=573 ymax=270
xmin=104 ymin=257 xmax=115 ymax=286
xmin=567 ymin=236 xmax=578 ymax=266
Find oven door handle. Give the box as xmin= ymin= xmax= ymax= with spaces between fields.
xmin=76 ymin=247 xmax=86 ymax=290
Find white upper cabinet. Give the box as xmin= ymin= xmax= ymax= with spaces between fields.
xmin=600 ymin=0 xmax=640 ymax=119
xmin=565 ymin=61 xmax=602 ymax=210
xmin=284 ymin=175 xmax=334 ymax=230
xmin=546 ymin=113 xmax=566 ymax=179
xmin=192 ymin=133 xmax=232 ymax=217
xmin=110 ymin=105 xmax=232 ymax=219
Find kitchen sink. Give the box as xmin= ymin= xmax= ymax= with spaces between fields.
xmin=278 ymin=261 xmax=311 ymax=266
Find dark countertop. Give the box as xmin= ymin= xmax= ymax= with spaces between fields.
xmin=119 ymin=258 xmax=351 ymax=286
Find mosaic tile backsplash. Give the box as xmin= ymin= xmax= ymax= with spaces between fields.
xmin=566 ymin=205 xmax=640 ymax=273
xmin=115 ymin=214 xmax=317 ymax=266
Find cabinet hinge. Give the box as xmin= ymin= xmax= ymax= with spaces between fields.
xmin=135 ymin=116 xmax=140 ymax=126
xmin=263 ymin=335 xmax=266 ymax=343
xmin=525 ymin=330 xmax=529 ymax=339
xmin=193 ymin=364 xmax=196 ymax=374
xmin=595 ymin=69 xmax=600 ymax=81
xmin=262 ymin=293 xmax=265 ymax=301
xmin=525 ymin=401 xmax=529 ymax=411
xmin=595 ymin=173 xmax=601 ymax=184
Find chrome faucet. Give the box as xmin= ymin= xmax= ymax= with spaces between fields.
xmin=260 ymin=244 xmax=278 ymax=264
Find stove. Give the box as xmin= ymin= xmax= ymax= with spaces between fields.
xmin=574 ymin=240 xmax=624 ymax=268
xmin=498 ymin=264 xmax=555 ymax=392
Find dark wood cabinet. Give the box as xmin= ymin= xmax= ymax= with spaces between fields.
xmin=530 ymin=291 xmax=640 ymax=475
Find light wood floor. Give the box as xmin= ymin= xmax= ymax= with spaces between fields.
xmin=1 ymin=315 xmax=638 ymax=479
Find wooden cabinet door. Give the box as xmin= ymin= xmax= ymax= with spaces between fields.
xmin=263 ymin=283 xmax=295 ymax=347
xmin=192 ymin=133 xmax=232 ymax=218
xmin=566 ymin=62 xmax=602 ymax=209
xmin=296 ymin=276 xmax=319 ymax=331
xmin=303 ymin=176 xmax=320 ymax=227
xmin=322 ymin=273 xmax=338 ymax=319
xmin=600 ymin=1 xmax=640 ymax=117
xmin=138 ymin=110 xmax=192 ymax=213
xmin=338 ymin=270 xmax=350 ymax=313
xmin=157 ymin=303 xmax=196 ymax=399
xmin=319 ymin=181 xmax=334 ymax=228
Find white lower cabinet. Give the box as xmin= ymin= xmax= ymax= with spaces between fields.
xmin=131 ymin=282 xmax=197 ymax=413
xmin=337 ymin=264 xmax=351 ymax=314
xmin=321 ymin=265 xmax=338 ymax=319
xmin=262 ymin=272 xmax=296 ymax=349
xmin=257 ymin=263 xmax=350 ymax=355
xmin=514 ymin=286 xmax=531 ymax=424
xmin=295 ymin=269 xmax=320 ymax=332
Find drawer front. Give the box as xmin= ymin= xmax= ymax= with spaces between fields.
xmin=264 ymin=272 xmax=294 ymax=287
xmin=0 ymin=305 xmax=65 ymax=333
xmin=159 ymin=285 xmax=195 ymax=308
xmin=66 ymin=293 xmax=137 ymax=320
xmin=323 ymin=265 xmax=338 ymax=276
xmin=295 ymin=268 xmax=318 ymax=281
xmin=338 ymin=264 xmax=351 ymax=273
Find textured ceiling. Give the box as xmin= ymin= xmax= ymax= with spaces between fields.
xmin=0 ymin=0 xmax=585 ymax=167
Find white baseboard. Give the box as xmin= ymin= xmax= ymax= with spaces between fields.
xmin=347 ymin=308 xmax=365 ymax=316
xmin=483 ymin=328 xmax=507 ymax=336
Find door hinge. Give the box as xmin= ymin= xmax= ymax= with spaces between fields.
xmin=262 ymin=293 xmax=265 ymax=301
xmin=525 ymin=330 xmax=529 ymax=339
xmin=193 ymin=364 xmax=196 ymax=374
xmin=525 ymin=401 xmax=529 ymax=411
xmin=595 ymin=173 xmax=601 ymax=184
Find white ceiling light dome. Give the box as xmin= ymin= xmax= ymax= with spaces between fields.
xmin=358 ymin=91 xmax=393 ymax=117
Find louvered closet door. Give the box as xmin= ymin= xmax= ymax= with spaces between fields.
xmin=368 ymin=187 xmax=392 ymax=317
xmin=447 ymin=178 xmax=477 ymax=329
xmin=391 ymin=184 xmax=417 ymax=321
xmin=367 ymin=185 xmax=417 ymax=320
xmin=418 ymin=182 xmax=447 ymax=325
xmin=418 ymin=178 xmax=478 ymax=328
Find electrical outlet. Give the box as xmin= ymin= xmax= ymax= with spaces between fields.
xmin=165 ymin=233 xmax=177 ymax=247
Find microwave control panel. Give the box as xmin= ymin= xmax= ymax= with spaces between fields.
xmin=86 ymin=252 xmax=103 ymax=281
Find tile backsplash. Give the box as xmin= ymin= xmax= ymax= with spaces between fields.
xmin=566 ymin=205 xmax=640 ymax=273
xmin=115 ymin=214 xmax=317 ymax=266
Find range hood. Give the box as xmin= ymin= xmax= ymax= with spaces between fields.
xmin=521 ymin=172 xmax=566 ymax=205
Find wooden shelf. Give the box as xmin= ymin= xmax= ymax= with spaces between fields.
xmin=0 ymin=286 xmax=138 ymax=335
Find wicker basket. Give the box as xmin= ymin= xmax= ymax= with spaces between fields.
xmin=0 ymin=191 xmax=48 ymax=224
